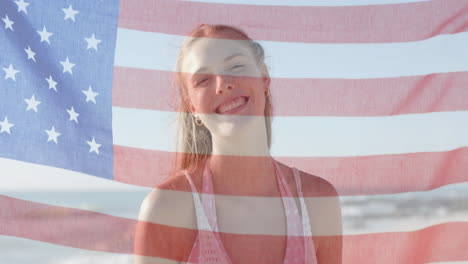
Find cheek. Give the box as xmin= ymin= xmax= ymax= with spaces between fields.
xmin=238 ymin=74 xmax=263 ymax=90
xmin=186 ymin=90 xmax=203 ymax=111
xmin=236 ymin=76 xmax=265 ymax=106
xmin=249 ymin=79 xmax=266 ymax=99
xmin=193 ymin=93 xmax=216 ymax=113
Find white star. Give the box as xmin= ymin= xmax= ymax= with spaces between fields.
xmin=82 ymin=86 xmax=98 ymax=104
xmin=45 ymin=75 xmax=58 ymax=92
xmin=2 ymin=14 xmax=14 ymax=31
xmin=66 ymin=106 xmax=79 ymax=123
xmin=60 ymin=57 xmax=75 ymax=75
xmin=24 ymin=46 xmax=36 ymax=62
xmin=84 ymin=33 xmax=101 ymax=51
xmin=86 ymin=137 xmax=101 ymax=154
xmin=24 ymin=94 xmax=41 ymax=112
xmin=62 ymin=5 xmax=79 ymax=22
xmin=45 ymin=126 xmax=60 ymax=144
xmin=3 ymin=64 xmax=19 ymax=81
xmin=14 ymin=0 xmax=30 ymax=14
xmin=0 ymin=116 xmax=14 ymax=134
xmin=37 ymin=26 xmax=53 ymax=44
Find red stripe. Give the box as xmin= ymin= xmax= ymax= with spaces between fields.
xmin=112 ymin=67 xmax=468 ymax=116
xmin=2 ymin=196 xmax=467 ymax=263
xmin=113 ymin=146 xmax=174 ymax=188
xmin=343 ymin=223 xmax=468 ymax=263
xmin=113 ymin=145 xmax=468 ymax=195
xmin=118 ymin=0 xmax=468 ymax=43
xmin=112 ymin=67 xmax=176 ymax=111
xmin=0 ymin=195 xmax=135 ymax=254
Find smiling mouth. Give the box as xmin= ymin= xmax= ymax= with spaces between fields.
xmin=216 ymin=97 xmax=249 ymax=115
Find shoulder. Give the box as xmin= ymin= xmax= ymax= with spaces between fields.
xmin=295 ymin=169 xmax=343 ymax=262
xmin=294 ymin=168 xmax=342 ymax=235
xmin=138 ymin=172 xmax=198 ymax=227
xmin=276 ymin=160 xmax=337 ymax=197
xmin=296 ymin=169 xmax=339 ymax=198
xmin=135 ymin=173 xmax=199 ymax=263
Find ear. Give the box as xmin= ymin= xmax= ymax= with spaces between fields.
xmin=186 ymin=99 xmax=195 ymax=113
xmin=260 ymin=64 xmax=271 ymax=91
xmin=263 ymin=76 xmax=271 ymax=91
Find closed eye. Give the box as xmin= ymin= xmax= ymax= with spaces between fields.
xmin=231 ymin=65 xmax=244 ymax=70
xmin=195 ymin=79 xmax=208 ymax=87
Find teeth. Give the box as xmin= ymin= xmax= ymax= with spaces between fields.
xmin=219 ymin=97 xmax=246 ymax=113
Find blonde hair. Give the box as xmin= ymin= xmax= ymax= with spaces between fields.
xmin=169 ymin=24 xmax=273 ymax=178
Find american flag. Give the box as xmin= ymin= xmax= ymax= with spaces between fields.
xmin=1 ymin=0 xmax=468 ymax=263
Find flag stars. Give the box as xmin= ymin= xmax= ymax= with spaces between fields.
xmin=0 ymin=116 xmax=14 ymax=134
xmin=82 ymin=86 xmax=98 ymax=103
xmin=62 ymin=5 xmax=79 ymax=22
xmin=85 ymin=33 xmax=101 ymax=51
xmin=66 ymin=106 xmax=79 ymax=123
xmin=60 ymin=57 xmax=75 ymax=75
xmin=37 ymin=26 xmax=53 ymax=44
xmin=24 ymin=94 xmax=41 ymax=112
xmin=2 ymin=14 xmax=14 ymax=31
xmin=24 ymin=46 xmax=36 ymax=62
xmin=87 ymin=137 xmax=101 ymax=154
xmin=14 ymin=0 xmax=30 ymax=14
xmin=45 ymin=75 xmax=58 ymax=92
xmin=45 ymin=126 xmax=60 ymax=143
xmin=3 ymin=64 xmax=19 ymax=81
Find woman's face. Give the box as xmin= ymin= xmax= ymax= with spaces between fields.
xmin=182 ymin=37 xmax=270 ymax=134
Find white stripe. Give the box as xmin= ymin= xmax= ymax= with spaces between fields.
xmin=0 ymin=158 xmax=150 ymax=192
xmin=0 ymin=158 xmax=151 ymax=219
xmin=114 ymin=28 xmax=468 ymax=79
xmin=112 ymin=107 xmax=468 ymax=157
xmin=178 ymin=0 xmax=429 ymax=6
xmin=1 ymin=156 xmax=467 ymax=235
xmin=340 ymin=182 xmax=468 ymax=235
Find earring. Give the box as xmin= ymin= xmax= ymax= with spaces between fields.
xmin=194 ymin=115 xmax=203 ymax=126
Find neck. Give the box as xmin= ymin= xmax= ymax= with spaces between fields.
xmin=208 ymin=116 xmax=276 ymax=196
xmin=211 ymin=115 xmax=270 ymax=157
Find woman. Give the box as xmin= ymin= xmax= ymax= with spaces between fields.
xmin=135 ymin=24 xmax=342 ymax=264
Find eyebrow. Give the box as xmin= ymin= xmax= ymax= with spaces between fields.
xmin=192 ymin=52 xmax=246 ymax=76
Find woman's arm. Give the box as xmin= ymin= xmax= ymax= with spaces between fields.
xmin=302 ymin=174 xmax=343 ymax=264
xmin=134 ymin=188 xmax=182 ymax=264
xmin=315 ymin=190 xmax=342 ymax=264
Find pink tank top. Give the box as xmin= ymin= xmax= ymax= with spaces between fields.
xmin=182 ymin=158 xmax=318 ymax=264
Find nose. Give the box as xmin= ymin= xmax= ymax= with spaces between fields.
xmin=215 ymin=74 xmax=234 ymax=95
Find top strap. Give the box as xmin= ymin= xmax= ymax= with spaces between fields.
xmin=182 ymin=170 xmax=213 ymax=232
xmin=292 ymin=167 xmax=313 ymax=237
xmin=292 ymin=168 xmax=318 ymax=264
